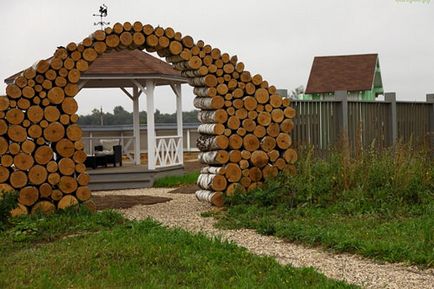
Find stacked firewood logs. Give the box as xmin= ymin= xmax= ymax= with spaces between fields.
xmin=0 ymin=21 xmax=296 ymax=214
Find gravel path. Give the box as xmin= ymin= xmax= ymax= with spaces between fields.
xmin=94 ymin=188 xmax=434 ymax=289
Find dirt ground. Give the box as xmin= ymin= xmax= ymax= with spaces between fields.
xmin=165 ymin=159 xmax=201 ymax=194
xmin=168 ymin=184 xmax=198 ymax=194
xmin=183 ymin=160 xmax=202 ymax=172
xmin=93 ymin=185 xmax=197 ymax=210
xmin=93 ymin=159 xmax=201 ymax=209
xmin=93 ymin=195 xmax=171 ymax=210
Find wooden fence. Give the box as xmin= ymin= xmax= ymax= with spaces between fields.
xmin=292 ymin=91 xmax=433 ymax=155
xmin=80 ymin=92 xmax=433 ymax=157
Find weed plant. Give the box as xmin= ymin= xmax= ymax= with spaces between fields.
xmin=0 ymin=190 xmax=18 ymax=231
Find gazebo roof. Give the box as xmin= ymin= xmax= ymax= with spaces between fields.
xmin=5 ymin=49 xmax=187 ymax=88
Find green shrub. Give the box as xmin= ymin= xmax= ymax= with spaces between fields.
xmin=225 ymin=174 xmax=295 ymax=208
xmin=0 ymin=190 xmax=19 ymax=231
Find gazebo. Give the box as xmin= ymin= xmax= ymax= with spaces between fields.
xmin=5 ymin=49 xmax=188 ymax=171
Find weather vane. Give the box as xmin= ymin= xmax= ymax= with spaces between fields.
xmin=93 ymin=4 xmax=110 ymax=30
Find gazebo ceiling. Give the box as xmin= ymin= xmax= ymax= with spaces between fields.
xmin=4 ymin=49 xmax=188 ymax=88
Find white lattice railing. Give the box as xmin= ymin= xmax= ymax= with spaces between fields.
xmin=155 ymin=136 xmax=183 ymax=168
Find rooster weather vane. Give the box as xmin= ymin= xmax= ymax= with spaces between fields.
xmin=93 ymin=4 xmax=110 ymax=30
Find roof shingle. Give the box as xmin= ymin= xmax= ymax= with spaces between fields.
xmin=305 ymin=54 xmax=378 ymax=94
xmin=5 ymin=49 xmax=181 ymax=84
xmin=83 ymin=49 xmax=181 ymax=76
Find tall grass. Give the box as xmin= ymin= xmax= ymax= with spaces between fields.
xmin=221 ymin=144 xmax=433 ymax=266
xmin=228 ymin=143 xmax=433 ymax=216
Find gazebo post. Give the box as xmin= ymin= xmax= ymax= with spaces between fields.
xmin=132 ymin=86 xmax=141 ymax=165
xmin=121 ymin=85 xmax=142 ymax=166
xmin=145 ymin=80 xmax=156 ymax=170
xmin=171 ymin=83 xmax=183 ymax=164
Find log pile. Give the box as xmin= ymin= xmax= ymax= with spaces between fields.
xmin=1 ymin=21 xmax=297 ymax=213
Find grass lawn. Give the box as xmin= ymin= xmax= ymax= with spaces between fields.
xmin=217 ymin=146 xmax=434 ymax=267
xmin=0 ymin=209 xmax=356 ymax=289
xmin=153 ymin=171 xmax=199 ymax=187
xmin=215 ymin=202 xmax=434 ymax=266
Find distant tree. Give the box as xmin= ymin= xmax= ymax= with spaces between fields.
xmin=78 ymin=108 xmax=102 ymax=125
xmin=112 ymin=106 xmax=131 ymax=124
xmin=113 ymin=106 xmax=126 ymax=115
xmin=182 ymin=110 xmax=198 ymax=123
xmin=155 ymin=109 xmax=176 ymax=123
xmin=139 ymin=111 xmax=147 ymax=124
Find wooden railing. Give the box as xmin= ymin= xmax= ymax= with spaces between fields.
xmin=154 ymin=135 xmax=183 ymax=168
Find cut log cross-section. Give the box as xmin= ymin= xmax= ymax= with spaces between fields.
xmin=35 ymin=146 xmax=53 ymax=165
xmin=44 ymin=122 xmax=65 ymax=142
xmin=58 ymin=195 xmax=79 ymax=209
xmin=197 ymin=173 xmax=227 ymax=192
xmin=10 ymin=170 xmax=28 ymax=189
xmin=55 ymin=139 xmax=75 ymax=158
xmin=8 ymin=125 xmax=27 ymax=142
xmin=14 ymin=153 xmax=34 ymax=171
xmin=29 ymin=165 xmax=48 ymax=185
xmin=198 ymin=124 xmax=225 ymax=135
xmin=0 ymin=166 xmax=10 ymax=183
xmin=199 ymin=150 xmax=229 ymax=165
xmin=197 ymin=135 xmax=229 ymax=151
xmin=32 ymin=201 xmax=55 ymax=215
xmin=224 ymin=163 xmax=242 ymax=183
xmin=18 ymin=186 xmax=39 ymax=206
xmin=195 ymin=190 xmax=224 ymax=207
xmin=197 ymin=109 xmax=228 ymax=124
xmin=76 ymin=186 xmax=91 ymax=201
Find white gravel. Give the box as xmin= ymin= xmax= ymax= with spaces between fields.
xmin=94 ymin=188 xmax=434 ymax=289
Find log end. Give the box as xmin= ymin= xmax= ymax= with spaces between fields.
xmin=211 ymin=192 xmax=224 ymax=207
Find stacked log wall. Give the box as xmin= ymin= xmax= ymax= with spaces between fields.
xmin=1 ymin=21 xmax=297 ymax=213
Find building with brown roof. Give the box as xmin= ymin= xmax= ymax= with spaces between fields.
xmin=304 ymin=53 xmax=384 ymax=100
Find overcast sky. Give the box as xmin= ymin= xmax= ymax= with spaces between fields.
xmin=1 ymin=0 xmax=433 ymax=115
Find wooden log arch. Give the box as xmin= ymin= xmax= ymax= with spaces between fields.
xmin=0 ymin=21 xmax=297 ymax=214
